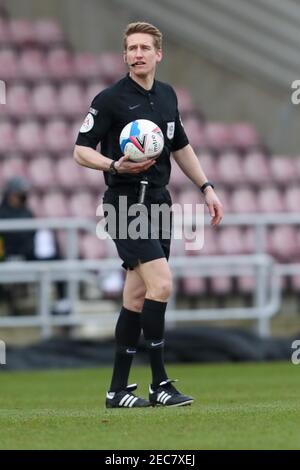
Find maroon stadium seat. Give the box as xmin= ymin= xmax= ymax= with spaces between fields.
xmin=0 ymin=121 xmax=18 ymax=152
xmin=16 ymin=120 xmax=44 ymax=153
xmin=74 ymin=53 xmax=101 ymax=79
xmin=284 ymin=186 xmax=300 ymax=212
xmin=230 ymin=122 xmax=259 ymax=149
xmin=58 ymin=83 xmax=85 ymax=117
xmin=217 ymin=150 xmax=245 ymax=185
xmin=41 ymin=190 xmax=69 ymax=217
xmin=44 ymin=119 xmax=72 ymax=153
xmin=27 ymin=155 xmax=56 ymax=190
xmin=31 ymin=83 xmax=59 ymax=117
xmin=19 ymin=48 xmax=47 ymax=80
xmin=56 ymin=156 xmax=83 ymax=190
xmin=230 ymin=187 xmax=258 ymax=213
xmin=204 ymin=122 xmax=232 ymax=150
xmin=34 ymin=19 xmax=64 ymax=46
xmin=6 ymin=84 xmax=32 ymax=118
xmin=269 ymin=155 xmax=297 ymax=184
xmin=9 ymin=19 xmax=36 ymax=46
xmin=69 ymin=191 xmax=96 ymax=219
xmin=47 ymin=47 xmax=74 ymax=79
xmin=257 ymin=186 xmax=285 ymax=212
xmin=0 ymin=48 xmax=19 ymax=80
xmin=243 ymin=150 xmax=271 ymax=184
xmin=218 ymin=226 xmax=246 ymax=255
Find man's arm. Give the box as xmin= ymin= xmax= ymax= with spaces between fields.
xmin=172 ymin=144 xmax=223 ymax=226
xmin=73 ymin=145 xmax=155 ymax=174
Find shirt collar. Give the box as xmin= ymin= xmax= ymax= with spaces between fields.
xmin=126 ymin=73 xmax=156 ymax=94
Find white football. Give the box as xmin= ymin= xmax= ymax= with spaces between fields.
xmin=119 ymin=119 xmax=164 ymax=162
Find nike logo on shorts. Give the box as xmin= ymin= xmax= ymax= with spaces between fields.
xmin=150 ymin=340 xmax=164 ymax=347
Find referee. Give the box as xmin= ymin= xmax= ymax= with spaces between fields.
xmin=74 ymin=22 xmax=223 ymax=408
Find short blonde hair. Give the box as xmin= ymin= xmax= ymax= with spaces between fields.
xmin=123 ymin=22 xmax=163 ymax=51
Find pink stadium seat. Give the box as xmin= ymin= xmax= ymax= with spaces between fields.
xmin=1 ymin=156 xmax=27 ymax=181
xmin=58 ymin=83 xmax=85 ymax=117
xmin=218 ymin=226 xmax=245 ymax=255
xmin=79 ymin=233 xmax=108 ymax=259
xmin=268 ymin=226 xmax=298 ymax=261
xmin=181 ymin=276 xmax=206 ymax=296
xmin=56 ymin=156 xmax=82 ymax=190
xmin=243 ymin=227 xmax=256 ymax=253
xmin=69 ymin=191 xmax=96 ymax=218
xmin=201 ymin=228 xmax=219 ymax=255
xmin=9 ymin=19 xmax=36 ymax=46
xmin=269 ymin=155 xmax=296 ymax=184
xmin=19 ymin=48 xmax=47 ymax=80
xmin=41 ymin=191 xmax=69 ymax=217
xmin=0 ymin=48 xmax=19 ymax=80
xmin=257 ymin=186 xmax=285 ymax=212
xmin=0 ymin=18 xmax=11 ymax=43
xmin=182 ymin=116 xmax=205 ymax=148
xmin=44 ymin=119 xmax=72 ymax=153
xmin=217 ymin=150 xmax=245 ymax=185
xmin=230 ymin=123 xmax=259 ymax=149
xmin=197 ymin=151 xmax=220 ymax=183
xmin=174 ymin=87 xmax=194 ymax=114
xmin=31 ymin=83 xmax=59 ymax=117
xmin=213 ymin=187 xmax=231 ymax=213
xmin=284 ymin=186 xmax=300 ymax=212
xmin=237 ymin=275 xmax=256 ymax=294
xmin=0 ymin=121 xmax=17 ymax=152
xmin=230 ymin=187 xmax=258 ymax=213
xmin=170 ymin=160 xmax=189 ymax=190
xmin=85 ymin=81 xmax=106 ymax=106
xmin=211 ymin=274 xmax=232 ymax=295
xmin=80 ymin=165 xmax=105 ymax=190
xmin=98 ymin=53 xmax=126 ymax=81
xmin=204 ymin=123 xmax=232 ymax=150
xmin=74 ymin=53 xmax=101 ymax=79
xmin=34 ymin=19 xmax=64 ymax=46
xmin=177 ymin=188 xmax=201 ymax=212
xmin=16 ymin=120 xmax=44 ymax=153
xmin=28 ymin=192 xmax=43 ymax=217
xmin=27 ymin=155 xmax=56 ymax=190
xmin=47 ymin=48 xmax=74 ymax=79
xmin=6 ymin=84 xmax=32 ymax=118
xmin=243 ymin=150 xmax=271 ymax=184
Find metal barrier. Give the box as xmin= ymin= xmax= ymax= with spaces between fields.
xmin=0 ymin=212 xmax=299 ymax=338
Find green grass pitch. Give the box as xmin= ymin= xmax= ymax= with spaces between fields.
xmin=0 ymin=362 xmax=299 ymax=450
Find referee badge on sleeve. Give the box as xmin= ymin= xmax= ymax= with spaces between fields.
xmin=80 ymin=113 xmax=94 ymax=133
xmin=167 ymin=121 xmax=175 ymax=139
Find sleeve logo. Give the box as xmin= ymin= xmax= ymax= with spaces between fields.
xmin=167 ymin=121 xmax=175 ymax=139
xmin=80 ymin=113 xmax=94 ymax=133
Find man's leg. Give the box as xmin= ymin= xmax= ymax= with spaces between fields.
xmin=135 ymin=258 xmax=172 ymax=388
xmin=109 ymin=269 xmax=146 ymax=392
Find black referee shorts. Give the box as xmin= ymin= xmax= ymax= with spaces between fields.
xmin=102 ymin=185 xmax=172 ymax=270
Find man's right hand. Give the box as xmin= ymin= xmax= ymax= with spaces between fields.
xmin=115 ymin=154 xmax=156 ymax=174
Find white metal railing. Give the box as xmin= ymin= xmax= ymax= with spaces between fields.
xmin=0 ymin=212 xmax=299 ymax=338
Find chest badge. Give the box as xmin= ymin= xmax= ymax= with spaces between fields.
xmin=167 ymin=121 xmax=175 ymax=139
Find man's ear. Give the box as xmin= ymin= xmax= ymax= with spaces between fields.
xmin=123 ymin=52 xmax=127 ymax=64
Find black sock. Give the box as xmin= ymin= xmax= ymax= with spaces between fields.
xmin=141 ymin=298 xmax=168 ymax=388
xmin=109 ymin=306 xmax=141 ymax=392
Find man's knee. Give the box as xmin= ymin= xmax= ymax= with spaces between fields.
xmin=147 ymin=278 xmax=173 ymax=301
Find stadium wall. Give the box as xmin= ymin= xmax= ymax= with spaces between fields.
xmin=7 ymin=0 xmax=300 ymax=154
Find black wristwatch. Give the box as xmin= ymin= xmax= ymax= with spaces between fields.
xmin=200 ymin=181 xmax=215 ymax=193
xmin=108 ymin=160 xmax=118 ymax=175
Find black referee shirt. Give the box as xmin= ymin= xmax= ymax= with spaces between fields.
xmin=76 ymin=74 xmax=189 ymax=188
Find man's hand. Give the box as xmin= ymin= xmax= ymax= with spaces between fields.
xmin=203 ymin=187 xmax=223 ymax=226
xmin=115 ymin=154 xmax=156 ymax=174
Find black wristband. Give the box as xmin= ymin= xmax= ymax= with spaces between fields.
xmin=200 ymin=181 xmax=214 ymax=193
xmin=109 ymin=160 xmax=118 ymax=175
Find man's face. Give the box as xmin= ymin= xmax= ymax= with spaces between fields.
xmin=124 ymin=33 xmax=162 ymax=77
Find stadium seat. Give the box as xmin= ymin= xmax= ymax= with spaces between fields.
xmin=74 ymin=53 xmax=101 ymax=79
xmin=47 ymin=47 xmax=74 ymax=79
xmin=79 ymin=233 xmax=108 ymax=259
xmin=284 ymin=186 xmax=300 ymax=212
xmin=16 ymin=120 xmax=44 ymax=153
xmin=174 ymin=87 xmax=194 ymax=114
xmin=182 ymin=116 xmax=205 ymax=148
xmin=181 ymin=276 xmax=207 ymax=296
xmin=69 ymin=191 xmax=96 ymax=219
xmin=58 ymin=83 xmax=85 ymax=117
xmin=217 ymin=150 xmax=245 ymax=185
xmin=56 ymin=156 xmax=83 ymax=190
xmin=1 ymin=155 xmax=27 ymax=181
xmin=170 ymin=160 xmax=189 ymax=190
xmin=210 ymin=273 xmax=233 ymax=295
xmin=34 ymin=19 xmax=64 ymax=46
xmin=201 ymin=228 xmax=219 ymax=255
xmin=6 ymin=84 xmax=33 ymax=118
xmin=218 ymin=226 xmax=246 ymax=255
xmin=257 ymin=186 xmax=285 ymax=212
xmin=243 ymin=150 xmax=271 ymax=184
xmin=236 ymin=275 xmax=256 ymax=294
xmin=44 ymin=119 xmax=72 ymax=153
xmin=9 ymin=19 xmax=36 ymax=46
xmin=80 ymin=165 xmax=105 ymax=191
xmin=41 ymin=190 xmax=69 ymax=217
xmin=0 ymin=48 xmax=19 ymax=80
xmin=19 ymin=48 xmax=47 ymax=80
xmin=27 ymin=155 xmax=56 ymax=190
xmin=197 ymin=151 xmax=220 ymax=183
xmin=269 ymin=155 xmax=297 ymax=184
xmin=0 ymin=121 xmax=18 ymax=153
xmin=268 ymin=226 xmax=298 ymax=261
xmin=0 ymin=17 xmax=11 ymax=43
xmin=98 ymin=52 xmax=126 ymax=81
xmin=204 ymin=122 xmax=232 ymax=150
xmin=31 ymin=83 xmax=59 ymax=117
xmin=230 ymin=122 xmax=260 ymax=149
xmin=230 ymin=187 xmax=258 ymax=213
